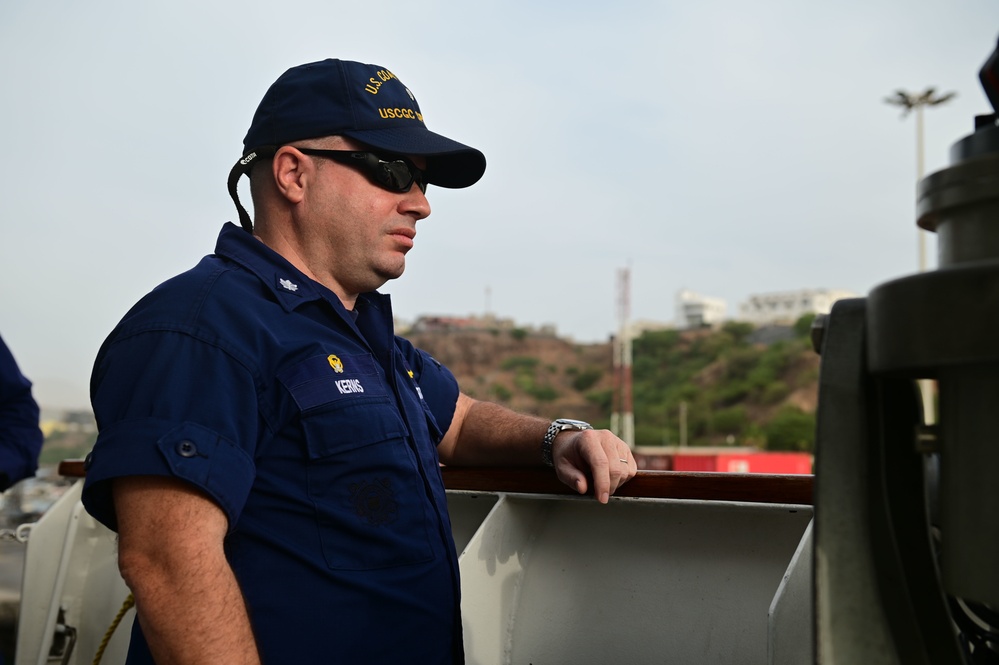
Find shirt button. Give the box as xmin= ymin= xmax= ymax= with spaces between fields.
xmin=176 ymin=440 xmax=198 ymax=458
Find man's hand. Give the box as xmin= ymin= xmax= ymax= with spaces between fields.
xmin=551 ymin=428 xmax=637 ymax=504
xmin=439 ymin=393 xmax=637 ymax=503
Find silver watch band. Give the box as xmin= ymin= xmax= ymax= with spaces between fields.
xmin=542 ymin=419 xmax=593 ymax=467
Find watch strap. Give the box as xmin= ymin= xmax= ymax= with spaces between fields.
xmin=542 ymin=419 xmax=593 ymax=467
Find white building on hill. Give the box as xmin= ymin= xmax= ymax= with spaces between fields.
xmin=738 ymin=288 xmax=857 ymax=326
xmin=675 ymin=290 xmax=728 ymax=329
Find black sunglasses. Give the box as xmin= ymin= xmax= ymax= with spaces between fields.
xmin=296 ymin=148 xmax=428 ymax=194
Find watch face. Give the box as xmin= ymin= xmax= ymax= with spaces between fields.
xmin=556 ymin=419 xmax=592 ymax=429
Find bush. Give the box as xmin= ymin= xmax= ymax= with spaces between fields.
xmin=635 ymin=329 xmax=681 ymax=351
xmin=513 ymin=373 xmax=534 ymax=391
xmin=501 ymin=356 xmax=538 ymax=371
xmin=764 ymin=407 xmax=816 ymax=452
xmin=635 ymin=423 xmax=673 ymax=447
xmin=793 ymin=313 xmax=817 ymax=338
xmin=571 ymin=368 xmax=602 ymax=392
xmin=724 ymin=347 xmax=760 ymax=379
xmin=712 ymin=406 xmax=748 ymax=435
xmin=760 ymin=381 xmax=791 ymax=405
xmin=492 ymin=384 xmax=512 ymax=401
xmin=715 ymin=380 xmax=751 ymax=406
xmin=527 ymin=385 xmax=560 ymax=402
xmin=586 ymin=389 xmax=613 ymax=411
xmin=721 ymin=321 xmax=754 ymax=343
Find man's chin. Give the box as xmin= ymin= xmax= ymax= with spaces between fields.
xmin=375 ymin=262 xmax=406 ymax=284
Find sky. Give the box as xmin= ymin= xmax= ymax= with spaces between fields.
xmin=1 ymin=1 xmax=996 ymax=408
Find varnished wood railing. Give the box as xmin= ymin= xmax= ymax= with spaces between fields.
xmin=58 ymin=459 xmax=87 ymax=477
xmin=59 ymin=459 xmax=813 ymax=505
xmin=443 ymin=467 xmax=813 ymax=505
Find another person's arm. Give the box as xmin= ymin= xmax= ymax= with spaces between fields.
xmin=0 ymin=335 xmax=42 ymax=490
xmin=114 ymin=475 xmax=261 ymax=665
xmin=437 ymin=393 xmax=636 ymax=504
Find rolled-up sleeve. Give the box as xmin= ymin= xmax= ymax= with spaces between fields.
xmin=82 ymin=329 xmax=259 ymax=532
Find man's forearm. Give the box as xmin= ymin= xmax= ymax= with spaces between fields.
xmin=438 ymin=393 xmax=637 ymax=503
xmin=438 ymin=395 xmax=548 ymax=466
xmin=125 ymin=553 xmax=260 ymax=665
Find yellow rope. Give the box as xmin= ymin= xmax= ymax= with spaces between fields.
xmin=92 ymin=593 xmax=135 ymax=665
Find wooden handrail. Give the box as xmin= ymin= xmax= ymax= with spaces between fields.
xmin=58 ymin=459 xmax=813 ymax=506
xmin=442 ymin=467 xmax=813 ymax=505
xmin=59 ymin=459 xmax=87 ymax=477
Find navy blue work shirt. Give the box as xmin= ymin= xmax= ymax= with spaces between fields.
xmin=82 ymin=223 xmax=464 ymax=664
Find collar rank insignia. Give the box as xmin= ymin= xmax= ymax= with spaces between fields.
xmin=279 ymin=278 xmax=298 ymax=292
xmin=328 ymin=354 xmax=344 ymax=373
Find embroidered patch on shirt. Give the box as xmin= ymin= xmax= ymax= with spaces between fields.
xmin=401 ymin=364 xmax=424 ymax=401
xmin=349 ymin=478 xmax=399 ymax=526
xmin=279 ymin=353 xmax=386 ymax=411
xmin=328 ymin=355 xmax=344 ymax=373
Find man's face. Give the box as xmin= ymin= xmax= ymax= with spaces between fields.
xmin=299 ymin=137 xmax=431 ymax=299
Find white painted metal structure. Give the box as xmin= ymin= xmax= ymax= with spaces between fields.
xmin=17 ymin=482 xmax=814 ymax=665
xmin=16 ymin=482 xmax=131 ymax=665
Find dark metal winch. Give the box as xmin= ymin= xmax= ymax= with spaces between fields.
xmin=816 ymin=35 xmax=999 ymax=664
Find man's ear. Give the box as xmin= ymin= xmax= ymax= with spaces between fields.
xmin=272 ymin=147 xmax=310 ymax=204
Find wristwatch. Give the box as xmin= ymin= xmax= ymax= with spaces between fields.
xmin=542 ymin=418 xmax=593 ymax=467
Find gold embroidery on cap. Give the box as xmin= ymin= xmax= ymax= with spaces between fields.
xmin=364 ymin=70 xmax=398 ymax=95
xmin=377 ymin=107 xmax=424 ymax=123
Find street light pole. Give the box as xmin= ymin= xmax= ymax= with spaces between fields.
xmin=885 ymin=87 xmax=956 ymax=425
xmin=916 ymin=102 xmax=927 ymax=270
xmin=885 ymin=88 xmax=957 ymax=272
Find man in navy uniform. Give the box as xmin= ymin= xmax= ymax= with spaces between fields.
xmin=82 ymin=59 xmax=636 ymax=664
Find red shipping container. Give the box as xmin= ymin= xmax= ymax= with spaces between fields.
xmin=671 ymin=452 xmax=812 ymax=475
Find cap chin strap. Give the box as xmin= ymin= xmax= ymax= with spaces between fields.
xmin=227 ymin=146 xmax=276 ymax=232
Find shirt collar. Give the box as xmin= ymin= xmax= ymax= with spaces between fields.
xmin=213 ymin=222 xmax=393 ymax=323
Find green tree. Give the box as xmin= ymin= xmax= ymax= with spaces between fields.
xmin=571 ymin=368 xmax=602 ymax=392
xmin=793 ymin=313 xmax=817 ymax=338
xmin=527 ymin=385 xmax=560 ymax=402
xmin=501 ymin=356 xmax=539 ymax=371
xmin=712 ymin=406 xmax=748 ymax=435
xmin=721 ymin=321 xmax=754 ymax=344
xmin=586 ymin=389 xmax=613 ymax=412
xmin=492 ymin=384 xmax=512 ymax=401
xmin=764 ymin=407 xmax=816 ymax=452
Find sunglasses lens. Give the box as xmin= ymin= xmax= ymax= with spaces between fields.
xmin=377 ymin=159 xmax=427 ymax=194
xmin=302 ymin=149 xmax=427 ymax=195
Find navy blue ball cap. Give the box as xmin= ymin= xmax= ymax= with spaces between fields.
xmin=242 ymin=59 xmax=486 ymax=189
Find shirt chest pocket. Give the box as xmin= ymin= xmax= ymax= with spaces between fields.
xmin=279 ymin=354 xmax=437 ymax=570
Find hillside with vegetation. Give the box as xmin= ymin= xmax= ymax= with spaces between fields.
xmin=39 ymin=316 xmax=821 ymax=465
xmin=406 ymin=314 xmax=820 ymax=452
xmin=628 ymin=317 xmax=819 ymax=451
xmin=404 ymin=327 xmax=616 ymax=427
